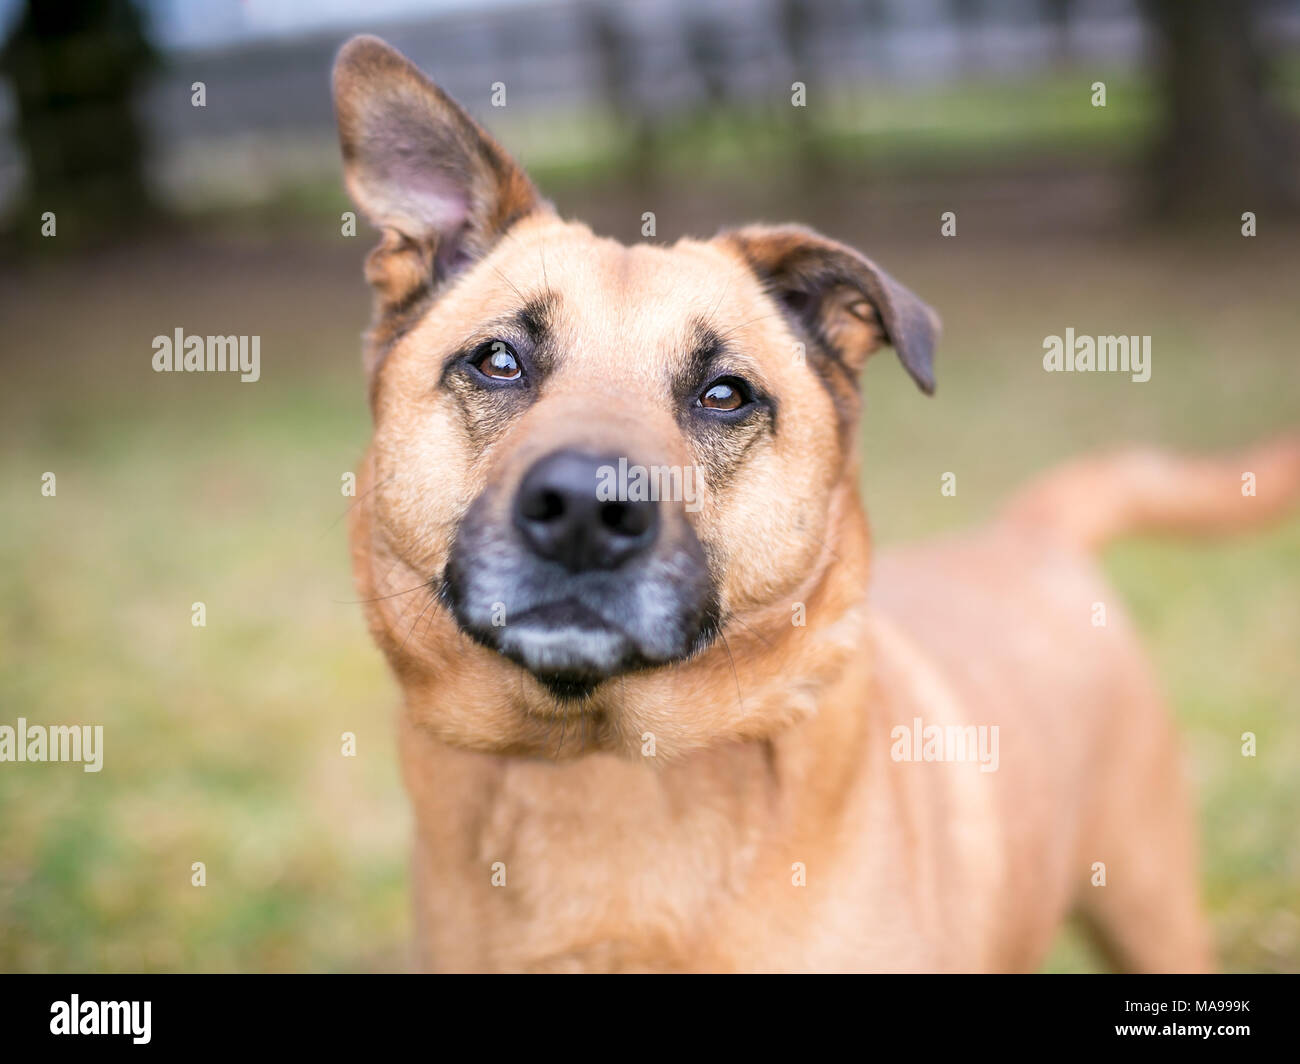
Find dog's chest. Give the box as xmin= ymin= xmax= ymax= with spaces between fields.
xmin=453 ymin=749 xmax=775 ymax=971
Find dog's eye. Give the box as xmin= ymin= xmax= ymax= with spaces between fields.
xmin=698 ymin=378 xmax=751 ymax=413
xmin=470 ymin=341 xmax=522 ymax=381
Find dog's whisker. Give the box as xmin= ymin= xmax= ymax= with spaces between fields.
xmin=800 ymin=525 xmax=844 ymax=564
xmin=718 ymin=628 xmax=745 ymax=718
xmin=335 ymin=579 xmax=434 ymax=606
xmin=705 ymin=271 xmax=733 ymax=325
xmin=317 ymin=470 xmax=398 ymax=542
xmin=714 ymin=310 xmax=785 ymax=343
xmin=487 ymin=258 xmax=530 ymax=309
xmin=417 ymin=598 xmax=440 ymax=642
xmin=723 ymin=611 xmax=775 ymax=648
xmin=397 ymin=592 xmax=437 ymax=654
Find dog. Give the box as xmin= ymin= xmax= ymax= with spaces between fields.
xmin=332 ymin=35 xmax=1300 ymax=972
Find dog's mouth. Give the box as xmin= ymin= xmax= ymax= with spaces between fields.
xmin=490 ymin=598 xmax=648 ymax=698
xmin=440 ymin=526 xmax=719 ymax=700
xmin=442 ymin=578 xmax=721 ymax=700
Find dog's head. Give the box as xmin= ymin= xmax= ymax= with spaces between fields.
xmin=334 ymin=36 xmax=938 ymax=756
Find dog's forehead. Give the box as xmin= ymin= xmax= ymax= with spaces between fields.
xmin=485 ymin=221 xmax=770 ymax=357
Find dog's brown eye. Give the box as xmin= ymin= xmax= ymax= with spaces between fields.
xmin=472 ymin=341 xmax=521 ymax=381
xmin=699 ymin=379 xmax=749 ymax=412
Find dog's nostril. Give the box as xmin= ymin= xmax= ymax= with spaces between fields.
xmin=600 ymin=500 xmax=650 ymax=537
xmin=600 ymin=502 xmax=626 ymax=530
xmin=523 ymin=489 xmax=566 ymax=523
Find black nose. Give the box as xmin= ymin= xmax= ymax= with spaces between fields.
xmin=513 ymin=450 xmax=658 ymax=571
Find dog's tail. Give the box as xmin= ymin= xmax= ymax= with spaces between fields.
xmin=1000 ymin=433 xmax=1300 ymax=553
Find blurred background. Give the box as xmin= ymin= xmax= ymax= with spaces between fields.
xmin=0 ymin=0 xmax=1297 ymax=972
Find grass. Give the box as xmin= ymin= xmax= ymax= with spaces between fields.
xmin=1 ymin=180 xmax=1297 ymax=971
xmin=0 ymin=363 xmax=408 ymax=971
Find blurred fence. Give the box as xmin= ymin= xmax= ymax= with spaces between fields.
xmin=2 ymin=0 xmax=1299 ymax=215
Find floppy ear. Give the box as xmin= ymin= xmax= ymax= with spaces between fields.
xmin=332 ymin=35 xmax=545 ymax=313
xmin=721 ymin=224 xmax=940 ymax=395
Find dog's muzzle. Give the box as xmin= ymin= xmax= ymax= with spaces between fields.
xmin=443 ymin=448 xmax=717 ymax=698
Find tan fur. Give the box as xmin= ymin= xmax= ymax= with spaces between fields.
xmin=333 ymin=36 xmax=1296 ymax=973
xmin=1002 ymin=437 xmax=1300 ymax=551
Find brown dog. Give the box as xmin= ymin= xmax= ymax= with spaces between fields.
xmin=333 ymin=36 xmax=1300 ymax=972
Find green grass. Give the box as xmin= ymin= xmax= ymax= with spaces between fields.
xmin=1 ymin=200 xmax=1297 ymax=972
xmin=0 ymin=363 xmax=409 ymax=971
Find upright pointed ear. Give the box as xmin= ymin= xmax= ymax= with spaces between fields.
xmin=721 ymin=224 xmax=940 ymax=395
xmin=332 ymin=35 xmax=545 ymax=312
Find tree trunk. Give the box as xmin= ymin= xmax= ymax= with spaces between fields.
xmin=1143 ymin=0 xmax=1298 ymax=217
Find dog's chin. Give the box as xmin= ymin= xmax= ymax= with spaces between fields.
xmin=495 ymin=600 xmax=647 ymax=700
xmin=448 ymin=593 xmax=718 ymax=703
